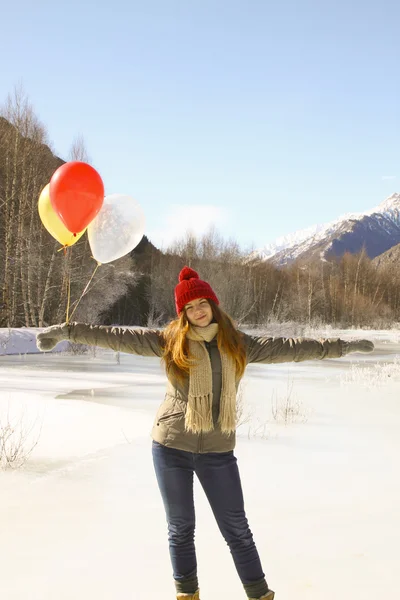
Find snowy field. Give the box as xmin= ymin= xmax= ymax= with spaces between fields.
xmin=1 ymin=327 xmax=399 ymax=600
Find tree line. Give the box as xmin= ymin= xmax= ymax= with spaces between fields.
xmin=108 ymin=230 xmax=399 ymax=329
xmin=1 ymin=87 xmax=399 ymax=330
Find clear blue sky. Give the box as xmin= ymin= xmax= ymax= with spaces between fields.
xmin=1 ymin=0 xmax=398 ymax=250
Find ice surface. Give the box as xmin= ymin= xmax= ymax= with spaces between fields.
xmin=0 ymin=328 xmax=399 ymax=599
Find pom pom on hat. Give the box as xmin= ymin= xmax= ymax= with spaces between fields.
xmin=179 ymin=266 xmax=199 ymax=282
xmin=175 ymin=266 xmax=219 ymax=314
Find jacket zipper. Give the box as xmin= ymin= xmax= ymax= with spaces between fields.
xmin=198 ymin=341 xmax=212 ymax=454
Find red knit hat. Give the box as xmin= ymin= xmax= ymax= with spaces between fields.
xmin=175 ymin=266 xmax=219 ymax=314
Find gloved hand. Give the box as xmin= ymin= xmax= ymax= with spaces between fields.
xmin=36 ymin=323 xmax=70 ymax=352
xmin=342 ymin=339 xmax=374 ymax=355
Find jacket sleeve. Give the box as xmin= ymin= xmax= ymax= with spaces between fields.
xmin=68 ymin=323 xmax=164 ymax=357
xmin=242 ymin=332 xmax=344 ymax=364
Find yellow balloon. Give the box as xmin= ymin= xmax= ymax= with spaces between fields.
xmin=38 ymin=184 xmax=86 ymax=246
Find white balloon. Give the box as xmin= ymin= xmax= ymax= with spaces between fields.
xmin=88 ymin=194 xmax=145 ymax=263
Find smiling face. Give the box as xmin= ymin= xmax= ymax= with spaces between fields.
xmin=184 ymin=297 xmax=213 ymax=327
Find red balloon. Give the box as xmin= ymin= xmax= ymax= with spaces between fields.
xmin=50 ymin=162 xmax=104 ymax=234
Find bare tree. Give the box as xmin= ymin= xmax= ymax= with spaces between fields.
xmin=69 ymin=134 xmax=90 ymax=163
xmin=0 ymin=85 xmax=58 ymax=327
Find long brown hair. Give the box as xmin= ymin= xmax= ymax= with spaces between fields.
xmin=162 ymin=300 xmax=247 ymax=383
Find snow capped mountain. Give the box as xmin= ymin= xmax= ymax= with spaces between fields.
xmin=254 ymin=222 xmax=328 ymax=261
xmin=368 ymin=192 xmax=400 ymax=216
xmin=256 ymin=193 xmax=400 ymax=265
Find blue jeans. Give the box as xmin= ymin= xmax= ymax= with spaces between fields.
xmin=152 ymin=441 xmax=269 ymax=597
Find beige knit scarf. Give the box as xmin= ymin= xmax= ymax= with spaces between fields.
xmin=185 ymin=323 xmax=237 ymax=436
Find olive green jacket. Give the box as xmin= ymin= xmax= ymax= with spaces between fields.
xmin=65 ymin=322 xmax=345 ymax=453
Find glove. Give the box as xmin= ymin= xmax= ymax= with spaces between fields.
xmin=342 ymin=339 xmax=374 ymax=355
xmin=36 ymin=323 xmax=70 ymax=352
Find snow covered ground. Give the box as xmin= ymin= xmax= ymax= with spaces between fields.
xmin=1 ymin=327 xmax=399 ymax=600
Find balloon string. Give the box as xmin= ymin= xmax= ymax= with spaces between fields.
xmin=65 ymin=245 xmax=73 ymax=323
xmin=66 ymin=274 xmax=71 ymax=323
xmin=67 ymin=262 xmax=101 ymax=323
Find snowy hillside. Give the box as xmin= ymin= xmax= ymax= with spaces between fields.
xmin=255 ymin=193 xmax=400 ymax=264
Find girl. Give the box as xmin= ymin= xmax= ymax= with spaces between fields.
xmin=37 ymin=266 xmax=374 ymax=600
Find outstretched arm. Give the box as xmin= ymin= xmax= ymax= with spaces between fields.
xmin=36 ymin=322 xmax=163 ymax=357
xmin=243 ymin=332 xmax=374 ymax=364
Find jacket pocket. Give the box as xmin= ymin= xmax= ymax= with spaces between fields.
xmin=155 ymin=392 xmax=185 ymax=426
xmin=157 ymin=411 xmax=184 ymax=425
